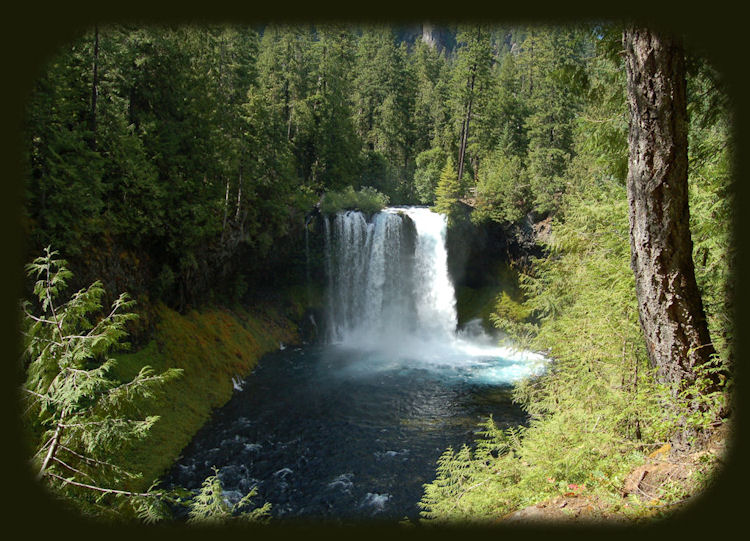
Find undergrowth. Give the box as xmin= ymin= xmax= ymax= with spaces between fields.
xmin=320 ymin=186 xmax=390 ymax=215
xmin=419 ymin=48 xmax=733 ymax=523
xmin=419 ymin=167 xmax=731 ymax=524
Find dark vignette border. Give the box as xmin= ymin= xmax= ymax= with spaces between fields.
xmin=2 ymin=3 xmax=746 ymax=541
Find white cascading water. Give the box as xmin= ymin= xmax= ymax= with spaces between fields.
xmin=324 ymin=207 xmax=545 ymax=383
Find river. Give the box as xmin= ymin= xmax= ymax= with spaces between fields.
xmin=163 ymin=207 xmax=545 ymax=523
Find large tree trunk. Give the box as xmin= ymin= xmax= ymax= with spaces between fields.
xmin=623 ymin=27 xmax=720 ymax=400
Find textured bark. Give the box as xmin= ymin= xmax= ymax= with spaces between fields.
xmin=623 ymin=28 xmax=719 ymax=396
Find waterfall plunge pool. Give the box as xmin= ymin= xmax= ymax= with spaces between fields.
xmin=163 ymin=343 xmax=545 ymax=523
xmin=163 ymin=207 xmax=547 ymax=523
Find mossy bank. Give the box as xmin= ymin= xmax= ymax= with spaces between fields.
xmin=109 ymin=301 xmax=299 ymax=493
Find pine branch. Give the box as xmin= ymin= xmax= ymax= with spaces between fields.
xmin=46 ymin=472 xmax=160 ymax=498
xmin=56 ymin=444 xmax=123 ymax=472
xmin=24 ymin=388 xmax=47 ymax=400
xmin=30 ymin=434 xmax=56 ymax=461
xmin=45 ymin=261 xmax=70 ymax=359
xmin=52 ymin=456 xmax=96 ymax=482
xmin=59 ymin=419 xmax=123 ymax=429
xmin=38 ymin=409 xmax=66 ymax=480
xmin=20 ymin=305 xmax=60 ymax=327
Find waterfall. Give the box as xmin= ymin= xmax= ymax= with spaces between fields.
xmin=322 ymin=206 xmax=547 ymax=379
xmin=324 ymin=207 xmax=459 ymax=349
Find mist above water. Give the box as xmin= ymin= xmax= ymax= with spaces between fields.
xmin=323 ymin=207 xmax=545 ymax=384
xmin=163 ymin=207 xmax=545 ymax=522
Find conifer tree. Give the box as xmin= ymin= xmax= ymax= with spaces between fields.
xmin=20 ymin=247 xmax=182 ymax=518
xmin=520 ymin=26 xmax=589 ymax=216
xmin=413 ymin=146 xmax=448 ymax=204
xmin=622 ymin=27 xmax=725 ymax=421
xmin=451 ymin=25 xmax=494 ymax=183
xmin=187 ymin=468 xmax=271 ymax=525
xmin=432 ymin=156 xmax=462 ymax=224
xmin=410 ymin=39 xmax=451 ymax=156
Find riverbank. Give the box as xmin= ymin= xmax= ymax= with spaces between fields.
xmin=110 ymin=301 xmax=299 ymax=493
xmin=500 ymin=422 xmax=731 ymax=524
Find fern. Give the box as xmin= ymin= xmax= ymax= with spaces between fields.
xmin=187 ymin=467 xmax=271 ymax=525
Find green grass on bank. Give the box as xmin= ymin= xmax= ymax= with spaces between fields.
xmin=109 ymin=302 xmax=298 ymax=492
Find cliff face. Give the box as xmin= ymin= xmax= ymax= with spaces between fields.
xmin=445 ymin=202 xmax=546 ymax=289
xmin=444 ymin=203 xmax=548 ymax=331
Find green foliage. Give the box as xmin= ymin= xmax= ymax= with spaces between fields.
xmin=357 ymin=149 xmax=398 ymax=200
xmin=420 ymin=28 xmax=733 ymax=522
xmin=685 ymin=56 xmax=734 ymax=364
xmin=320 ymin=185 xmax=389 ymax=215
xmin=574 ymin=26 xmax=628 ymax=182
xmin=489 ymin=53 xmax=530 ymax=159
xmin=421 ymin=178 xmax=669 ymax=523
xmin=21 ymin=23 xmax=606 ymax=307
xmin=187 ymin=468 xmax=271 ymax=525
xmin=20 ymin=247 xmax=182 ymax=518
xmin=432 ymin=156 xmax=462 ymax=224
xmin=489 ymin=291 xmax=534 ymax=346
xmin=450 ymin=25 xmax=495 ymax=179
xmin=473 ymin=153 xmax=530 ymax=224
xmin=656 ymin=354 xmax=729 ymax=439
xmin=23 ymin=24 xmax=732 ymax=524
xmin=352 ymin=28 xmax=416 ymax=192
xmin=413 ymin=146 xmax=447 ymax=204
xmin=300 ymin=25 xmax=360 ymax=191
xmin=409 ymin=39 xmax=452 ymax=157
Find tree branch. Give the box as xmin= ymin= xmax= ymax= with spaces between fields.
xmin=58 ymin=445 xmax=124 ymax=472
xmin=52 ymin=456 xmax=96 ymax=482
xmin=46 ymin=472 xmax=159 ymax=498
xmin=38 ymin=409 xmax=66 ymax=480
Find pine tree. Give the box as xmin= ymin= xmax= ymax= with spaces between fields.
xmin=622 ymin=27 xmax=725 ymax=426
xmin=451 ymin=25 xmax=494 ymax=183
xmin=299 ymin=25 xmax=360 ymax=191
xmin=410 ymin=38 xmax=451 ymax=156
xmin=432 ymin=156 xmax=462 ymax=224
xmin=24 ymin=31 xmax=106 ymax=258
xmin=187 ymin=467 xmax=271 ymax=525
xmin=521 ymin=26 xmax=589 ymax=216
xmin=413 ymin=146 xmax=448 ymax=204
xmin=20 ymin=247 xmax=182 ymax=518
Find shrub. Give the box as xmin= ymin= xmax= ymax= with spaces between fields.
xmin=320 ymin=185 xmax=390 ymax=215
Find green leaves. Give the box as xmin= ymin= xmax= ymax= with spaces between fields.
xmin=320 ymin=185 xmax=389 ymax=215
xmin=413 ymin=146 xmax=447 ymax=205
xmin=432 ymin=156 xmax=463 ymax=224
xmin=473 ymin=153 xmax=530 ymax=224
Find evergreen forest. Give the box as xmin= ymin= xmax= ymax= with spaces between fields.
xmin=13 ymin=21 xmax=738 ymax=529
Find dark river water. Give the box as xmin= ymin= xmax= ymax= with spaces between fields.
xmin=162 ymin=344 xmax=531 ymax=524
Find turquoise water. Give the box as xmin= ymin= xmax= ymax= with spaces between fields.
xmin=163 ymin=344 xmax=539 ymax=524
